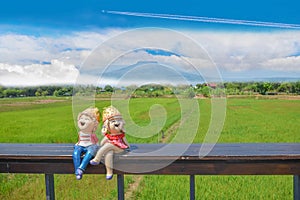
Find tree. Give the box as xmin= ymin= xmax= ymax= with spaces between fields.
xmin=256 ymin=82 xmax=271 ymax=95
xmin=41 ymin=91 xmax=49 ymax=96
xmin=35 ymin=88 xmax=43 ymax=97
xmin=278 ymin=82 xmax=292 ymax=94
xmin=195 ymin=83 xmax=205 ymax=90
xmin=4 ymin=89 xmax=19 ymax=97
xmin=96 ymin=87 xmax=103 ymax=94
xmin=24 ymin=87 xmax=37 ymax=97
xmin=0 ymin=86 xmax=4 ymax=98
xmin=225 ymin=82 xmax=239 ymax=95
xmin=53 ymin=90 xmax=60 ymax=97
xmin=104 ymin=85 xmax=114 ymax=93
xmin=185 ymin=87 xmax=195 ymax=99
xmin=201 ymin=86 xmax=211 ymax=97
xmin=294 ymin=82 xmax=300 ymax=94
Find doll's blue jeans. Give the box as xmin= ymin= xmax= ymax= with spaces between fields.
xmin=73 ymin=144 xmax=98 ymax=174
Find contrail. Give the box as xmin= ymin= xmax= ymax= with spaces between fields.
xmin=103 ymin=10 xmax=300 ymax=29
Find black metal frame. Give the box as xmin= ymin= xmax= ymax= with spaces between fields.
xmin=43 ymin=174 xmax=300 ymax=200
xmin=1 ymin=143 xmax=300 ymax=200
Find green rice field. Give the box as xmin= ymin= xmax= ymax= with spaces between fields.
xmin=0 ymin=96 xmax=299 ymax=199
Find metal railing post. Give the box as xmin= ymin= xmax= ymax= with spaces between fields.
xmin=294 ymin=175 xmax=300 ymax=200
xmin=190 ymin=175 xmax=195 ymax=200
xmin=117 ymin=174 xmax=125 ymax=200
xmin=45 ymin=174 xmax=55 ymax=200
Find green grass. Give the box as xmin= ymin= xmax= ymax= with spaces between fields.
xmin=0 ymin=97 xmax=299 ymax=199
xmin=133 ymin=175 xmax=292 ymax=200
xmin=220 ymin=98 xmax=300 ymax=143
xmin=0 ymin=97 xmax=181 ymax=199
xmin=133 ymin=98 xmax=300 ymax=200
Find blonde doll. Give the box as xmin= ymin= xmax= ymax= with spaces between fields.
xmin=73 ymin=107 xmax=100 ymax=180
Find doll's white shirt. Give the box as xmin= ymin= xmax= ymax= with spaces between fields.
xmin=77 ymin=131 xmax=95 ymax=147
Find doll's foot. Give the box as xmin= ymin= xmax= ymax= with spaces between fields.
xmin=90 ymin=160 xmax=100 ymax=165
xmin=76 ymin=169 xmax=83 ymax=180
xmin=76 ymin=174 xmax=82 ymax=180
xmin=106 ymin=174 xmax=113 ymax=180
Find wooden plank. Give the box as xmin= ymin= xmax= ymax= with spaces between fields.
xmin=1 ymin=158 xmax=300 ymax=175
xmin=114 ymin=159 xmax=300 ymax=175
xmin=122 ymin=143 xmax=300 ymax=160
xmin=1 ymin=143 xmax=299 ymax=200
xmin=0 ymin=143 xmax=73 ymax=160
xmin=1 ymin=143 xmax=300 ymax=175
xmin=1 ymin=143 xmax=300 ymax=160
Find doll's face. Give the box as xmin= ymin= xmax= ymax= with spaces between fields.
xmin=108 ymin=116 xmax=125 ymax=134
xmin=77 ymin=114 xmax=97 ymax=133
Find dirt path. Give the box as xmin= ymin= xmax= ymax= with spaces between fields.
xmin=124 ymin=119 xmax=181 ymax=199
xmin=124 ymin=175 xmax=144 ymax=199
xmin=1 ymin=99 xmax=66 ymax=107
xmin=160 ymin=119 xmax=181 ymax=143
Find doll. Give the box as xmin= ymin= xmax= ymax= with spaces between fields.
xmin=90 ymin=106 xmax=130 ymax=180
xmin=73 ymin=107 xmax=100 ymax=180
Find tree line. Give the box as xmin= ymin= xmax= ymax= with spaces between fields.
xmin=0 ymin=85 xmax=116 ymax=98
xmin=0 ymin=81 xmax=299 ymax=98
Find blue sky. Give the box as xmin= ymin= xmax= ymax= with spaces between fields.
xmin=1 ymin=0 xmax=300 ymax=31
xmin=1 ymin=0 xmax=300 ymax=29
xmin=0 ymin=0 xmax=300 ymax=86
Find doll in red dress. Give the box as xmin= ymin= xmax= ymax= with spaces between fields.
xmin=90 ymin=106 xmax=130 ymax=180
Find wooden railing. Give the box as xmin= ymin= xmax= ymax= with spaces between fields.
xmin=1 ymin=143 xmax=300 ymax=200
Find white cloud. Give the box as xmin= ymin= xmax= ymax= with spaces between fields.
xmin=186 ymin=30 xmax=300 ymax=72
xmin=260 ymin=56 xmax=300 ymax=71
xmin=0 ymin=60 xmax=79 ymax=86
xmin=0 ymin=28 xmax=300 ymax=86
xmin=0 ymin=29 xmax=122 ymax=66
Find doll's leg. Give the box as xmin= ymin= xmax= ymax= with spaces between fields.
xmin=104 ymin=150 xmax=114 ymax=180
xmin=73 ymin=145 xmax=87 ymax=180
xmin=78 ymin=145 xmax=98 ymax=171
xmin=104 ymin=145 xmax=124 ymax=180
xmin=78 ymin=152 xmax=93 ymax=171
xmin=73 ymin=145 xmax=86 ymax=174
xmin=90 ymin=143 xmax=123 ymax=164
xmin=90 ymin=143 xmax=112 ymax=164
xmin=105 ymin=146 xmax=124 ymax=172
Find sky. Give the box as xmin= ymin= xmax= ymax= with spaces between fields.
xmin=0 ymin=0 xmax=300 ymax=86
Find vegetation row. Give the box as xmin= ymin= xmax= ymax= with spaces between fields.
xmin=0 ymin=81 xmax=300 ymax=98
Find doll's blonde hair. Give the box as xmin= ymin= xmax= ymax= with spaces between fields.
xmin=78 ymin=107 xmax=100 ymax=123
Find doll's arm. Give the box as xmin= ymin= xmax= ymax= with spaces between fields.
xmin=101 ymin=120 xmax=109 ymax=136
xmin=91 ymin=134 xmax=99 ymax=144
xmin=75 ymin=132 xmax=80 ymax=145
xmin=123 ymin=137 xmax=130 ymax=148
